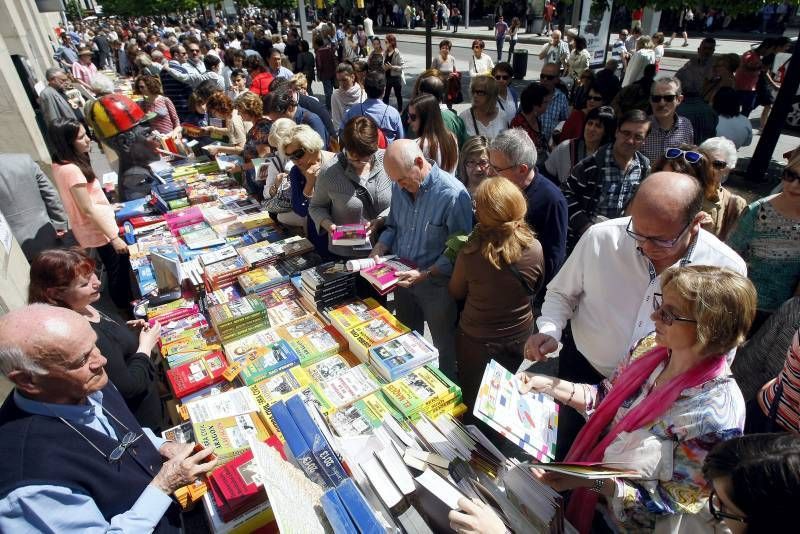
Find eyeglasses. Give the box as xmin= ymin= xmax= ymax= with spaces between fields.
xmin=408 ymin=113 xmax=418 ymax=121
xmin=665 ymin=147 xmax=703 ymax=165
xmin=489 ymin=161 xmax=518 ymax=173
xmin=471 ymin=89 xmax=487 ymax=96
xmin=494 ymin=75 xmax=510 ymax=81
xmin=652 ymin=293 xmax=697 ymax=326
xmin=587 ymin=95 xmax=604 ymax=102
xmin=56 ymin=407 xmax=143 ymax=463
xmin=709 ymin=490 xmax=748 ymax=525
xmin=626 ymin=218 xmax=692 ymax=248
xmin=465 ymin=159 xmax=491 ymax=169
xmin=473 ymin=45 xmax=483 ymax=50
xmin=188 ymin=48 xmax=201 ymax=54
xmin=783 ymin=168 xmax=800 ymax=182
xmin=540 ymin=74 xmax=557 ymax=81
xmin=711 ymin=160 xmax=728 ymax=170
xmin=618 ymin=129 xmax=646 ymax=143
xmin=651 ymin=94 xmax=677 ymax=103
xmin=287 ymin=148 xmax=306 ymax=161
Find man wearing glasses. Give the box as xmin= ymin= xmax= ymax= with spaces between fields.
xmin=0 ymin=305 xmax=217 ymax=532
xmin=562 ymin=109 xmax=651 ymax=248
xmin=640 ymin=77 xmax=694 ymax=163
xmin=182 ymin=38 xmax=206 ymax=75
xmin=524 ymin=171 xmax=745 ymax=459
xmin=538 ymin=63 xmax=569 ymax=143
xmin=538 ymin=30 xmax=569 ymax=72
xmin=162 ymin=44 xmax=192 ymax=120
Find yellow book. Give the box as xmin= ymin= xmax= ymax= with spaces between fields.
xmin=344 ymin=312 xmax=410 ymax=362
xmin=327 ymin=298 xmax=385 ymax=334
xmin=272 ymin=314 xmax=325 ymax=341
xmin=222 ymin=328 xmax=282 ymax=364
xmin=192 ymin=413 xmax=270 ymax=463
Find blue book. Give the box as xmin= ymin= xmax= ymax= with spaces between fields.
xmin=336 ymin=479 xmax=384 ymax=534
xmin=286 ymin=394 xmax=348 ymax=487
xmin=321 ymin=488 xmax=359 ymax=534
xmin=115 ymin=197 xmax=153 ymax=223
xmin=270 ymin=400 xmax=330 ymax=488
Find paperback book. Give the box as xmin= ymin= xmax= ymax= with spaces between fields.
xmin=343 ymin=312 xmax=411 ymax=362
xmin=359 ymin=258 xmax=415 ymax=294
xmin=369 ymin=331 xmax=439 ymax=381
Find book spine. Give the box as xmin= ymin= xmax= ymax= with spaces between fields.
xmin=321 ymin=489 xmax=359 ymax=534
xmin=269 ymin=401 xmax=332 ymax=488
xmin=285 ymin=395 xmax=348 ymax=487
xmin=336 ymin=479 xmax=384 ymax=534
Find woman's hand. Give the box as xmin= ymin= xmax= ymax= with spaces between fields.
xmin=204 ymin=144 xmax=220 ymax=156
xmin=699 ymin=210 xmax=714 ymax=229
xmin=516 ymin=373 xmax=553 ymax=394
xmin=530 ymin=467 xmax=591 ymax=492
xmin=137 ymin=321 xmax=162 ymax=355
xmin=448 ymin=498 xmax=506 ymax=534
xmin=365 ymin=217 xmax=384 ymax=237
xmin=126 ymin=319 xmax=147 ymax=330
xmin=111 ymin=236 xmax=129 ymax=255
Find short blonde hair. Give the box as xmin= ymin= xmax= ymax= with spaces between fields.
xmin=285 ymin=124 xmax=323 ymax=153
xmin=637 ymin=35 xmax=654 ymax=50
xmin=457 ymin=135 xmax=489 ymax=184
xmin=470 ymin=75 xmax=499 ymax=114
xmin=291 ymin=72 xmax=308 ymax=91
xmin=661 ymin=265 xmax=757 ymax=356
xmin=269 ymin=118 xmax=297 ymax=156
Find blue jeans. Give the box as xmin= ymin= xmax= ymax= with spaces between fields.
xmin=496 ymin=37 xmax=505 ymax=62
xmin=322 ymin=79 xmax=334 ymax=110
xmin=393 ymin=276 xmax=458 ymax=381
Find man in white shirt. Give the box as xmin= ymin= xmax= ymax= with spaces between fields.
xmin=523 ymin=171 xmax=746 ymax=459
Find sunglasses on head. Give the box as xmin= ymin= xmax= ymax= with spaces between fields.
xmin=651 ymin=94 xmax=677 ymax=103
xmin=784 ymin=168 xmax=800 ymax=182
xmin=665 ymin=147 xmax=703 ymax=164
xmin=287 ymin=148 xmax=306 ymax=161
xmin=540 ymin=74 xmax=557 ymax=80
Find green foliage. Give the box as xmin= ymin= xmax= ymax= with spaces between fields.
xmin=100 ymin=0 xmax=203 ymax=17
xmin=65 ymin=0 xmax=81 ymax=21
xmin=252 ymin=0 xmax=299 ymax=9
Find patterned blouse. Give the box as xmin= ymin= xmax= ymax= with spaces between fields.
xmin=582 ymin=339 xmax=746 ymax=532
xmin=760 ymin=330 xmax=800 ymax=432
xmin=727 ymin=196 xmax=800 ymax=310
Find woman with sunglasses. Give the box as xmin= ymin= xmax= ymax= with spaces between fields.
xmin=456 ymin=136 xmax=491 ymax=195
xmin=727 ymin=151 xmax=800 ymax=313
xmin=459 ymin=75 xmax=507 ymax=141
xmin=263 ymin=118 xmax=305 ymax=228
xmin=468 ymin=39 xmax=494 ymax=78
xmin=28 ymin=248 xmax=167 ymax=433
xmin=702 ymin=433 xmax=800 ymax=532
xmin=545 ymin=106 xmax=617 ymax=186
xmin=408 ymin=94 xmax=459 ymax=174
xmin=282 ymin=124 xmax=337 ymax=258
xmin=492 ymin=63 xmax=518 ymax=125
xmin=452 ymin=265 xmax=756 ymax=533
xmin=699 ymin=137 xmax=748 ymax=240
xmin=309 ymin=116 xmax=391 ymax=258
xmin=712 ymin=87 xmax=753 ymax=149
xmin=558 ymin=86 xmax=606 ymax=142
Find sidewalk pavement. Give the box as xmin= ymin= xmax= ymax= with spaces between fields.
xmin=387 ymin=24 xmax=762 ymax=60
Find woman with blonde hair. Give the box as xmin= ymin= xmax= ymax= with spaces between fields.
xmin=623 ymin=35 xmax=656 ymax=87
xmin=449 ymin=176 xmax=544 ymax=412
xmin=459 ymin=75 xmax=506 ymax=140
xmin=456 ymin=136 xmax=491 ymax=194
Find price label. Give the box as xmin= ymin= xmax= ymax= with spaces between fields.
xmin=223 ymin=361 xmax=243 ymax=381
xmin=177 ymin=404 xmax=190 ymax=421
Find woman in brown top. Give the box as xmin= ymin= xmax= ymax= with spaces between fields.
xmin=449 ymin=176 xmax=545 ymax=412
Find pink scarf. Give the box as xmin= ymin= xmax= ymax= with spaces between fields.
xmin=564 ymin=346 xmax=727 ymax=534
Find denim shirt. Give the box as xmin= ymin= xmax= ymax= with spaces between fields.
xmin=378 ymin=163 xmax=473 ymax=276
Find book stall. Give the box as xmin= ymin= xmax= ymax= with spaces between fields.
xmin=122 ymin=152 xmax=579 ymax=534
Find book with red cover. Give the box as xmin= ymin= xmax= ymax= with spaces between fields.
xmin=359 ymin=258 xmax=416 ymax=294
xmin=166 ymin=351 xmax=227 ymax=398
xmin=128 ymin=215 xmax=165 ymax=228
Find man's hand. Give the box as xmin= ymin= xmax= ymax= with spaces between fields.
xmin=396 ymin=269 xmax=428 ymax=288
xmin=448 ymin=498 xmax=506 ymax=534
xmin=151 ymin=443 xmax=217 ymax=495
xmin=369 ymin=242 xmax=389 ymax=258
xmin=365 ymin=217 xmax=384 ymax=238
xmin=158 ymin=440 xmax=186 ymax=460
xmin=523 ymin=333 xmax=559 ymax=362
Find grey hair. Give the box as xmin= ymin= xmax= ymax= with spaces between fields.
xmin=269 ymin=118 xmax=297 ymax=156
xmin=45 ymin=67 xmax=65 ymax=81
xmin=393 ymin=140 xmax=425 ymax=170
xmin=0 ymin=345 xmax=47 ymax=377
xmin=91 ymin=73 xmax=115 ymax=95
xmin=700 ymin=137 xmax=738 ymax=169
xmin=652 ymin=76 xmax=683 ymax=96
xmin=287 ymin=124 xmax=324 ymax=153
xmin=490 ymin=128 xmax=537 ymax=170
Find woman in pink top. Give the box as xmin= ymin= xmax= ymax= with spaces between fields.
xmin=48 ymin=118 xmax=132 ymax=310
xmin=71 ymin=48 xmax=98 ymax=93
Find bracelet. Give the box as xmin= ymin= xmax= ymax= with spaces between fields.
xmin=566 ymin=382 xmax=576 ymax=405
xmin=590 ymin=478 xmax=605 ymax=494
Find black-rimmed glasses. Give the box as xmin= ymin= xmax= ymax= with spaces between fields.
xmin=626 ymin=218 xmax=691 ymax=248
xmin=651 ymin=94 xmax=677 ymax=103
xmin=709 ymin=489 xmax=748 ymax=524
xmin=652 ymin=293 xmax=697 ymax=326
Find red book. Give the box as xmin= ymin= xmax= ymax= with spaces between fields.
xmin=166 ymin=351 xmax=227 ymax=398
xmin=128 ymin=215 xmax=165 ymax=228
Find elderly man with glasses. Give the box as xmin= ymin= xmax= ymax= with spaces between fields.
xmin=538 ymin=62 xmax=569 ymax=143
xmin=641 ymin=77 xmax=695 ymax=163
xmin=524 ymin=171 xmax=746 ymax=460
xmin=0 ymin=305 xmax=218 ymax=532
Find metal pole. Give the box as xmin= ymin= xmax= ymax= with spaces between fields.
xmin=298 ymin=0 xmax=309 ymax=43
xmin=746 ymin=45 xmax=800 ymax=181
xmin=426 ymin=8 xmax=433 ymax=68
xmin=465 ymin=0 xmax=469 ymax=30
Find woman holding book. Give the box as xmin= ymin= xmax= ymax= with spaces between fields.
xmin=309 ymin=116 xmax=391 ymax=259
xmin=48 ymin=118 xmax=132 ymax=310
xmin=28 ymin=248 xmax=167 ymax=432
xmin=202 ymin=92 xmax=248 ymax=157
xmin=450 ymin=265 xmax=756 ymax=533
xmin=448 ymin=177 xmax=544 ymax=415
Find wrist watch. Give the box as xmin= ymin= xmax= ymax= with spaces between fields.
xmin=590 ymin=478 xmax=605 ymax=494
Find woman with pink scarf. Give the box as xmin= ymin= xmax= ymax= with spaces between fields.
xmin=449 ymin=265 xmax=756 ymax=533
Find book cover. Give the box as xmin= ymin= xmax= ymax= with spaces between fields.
xmin=207 ymin=449 xmax=268 ymax=522
xmin=369 ymin=331 xmax=439 ymax=381
xmin=300 ymin=262 xmax=353 ymax=291
xmin=237 ymin=241 xmax=282 ymax=268
xmin=316 ymin=364 xmax=380 ymax=410
xmin=265 ymin=300 xmax=308 ymax=328
xmin=161 ymin=421 xmax=195 ymax=443
xmin=305 ymin=354 xmax=351 ymax=383
xmin=239 ymin=340 xmax=301 ymax=385
xmin=336 ymin=478 xmax=385 ymax=534
xmin=330 ymin=223 xmax=368 ymax=246
xmin=286 ymin=394 xmax=348 ymax=487
xmin=237 ymin=265 xmax=289 ymax=294
xmin=273 ymin=315 xmax=325 ymax=341
xmin=381 ymin=366 xmax=460 ymax=419
xmin=222 ymin=328 xmax=282 ymax=364
xmin=327 ymin=298 xmax=385 ymax=334
xmin=269 ymin=400 xmax=331 ymax=487
xmin=288 ymin=326 xmax=343 ymax=367
xmin=193 ymin=413 xmax=271 ymax=462
xmin=276 ymin=252 xmax=323 ymax=276
xmin=344 ymin=312 xmax=411 ymax=362
xmin=279 ymin=236 xmax=314 ymax=258
xmin=199 ymin=245 xmax=239 ymax=267
xmin=359 ymin=258 xmax=415 ymax=293
xmin=251 ymin=281 xmax=300 ymax=308
xmin=320 ymin=488 xmax=359 ymax=534
xmin=166 ymin=351 xmax=227 ymax=398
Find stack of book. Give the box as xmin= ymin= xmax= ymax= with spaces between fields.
xmin=382 ymin=365 xmax=465 ymax=422
xmin=237 ymin=241 xmax=282 ymax=269
xmin=179 ymin=222 xmax=225 ymax=250
xmin=325 ymin=298 xmax=384 ymax=335
xmin=208 ymin=296 xmax=269 ymax=343
xmin=197 ymin=244 xmax=239 ymax=269
xmin=206 ymin=449 xmax=270 ymax=523
xmin=203 ymin=256 xmax=249 ymax=291
xmin=238 ymin=340 xmax=301 ymax=386
xmin=152 ymin=181 xmax=188 ymax=212
xmin=299 ymin=262 xmax=358 ymax=312
xmin=287 ymin=325 xmax=345 ymax=367
xmin=166 ymin=350 xmax=228 ymax=399
xmin=193 ymin=412 xmax=271 ymax=463
xmin=237 ymin=265 xmax=290 ymax=294
xmin=330 ymin=223 xmax=368 ymax=246
xmin=275 ymin=251 xmax=322 ymax=276
xmin=313 ymin=363 xmax=381 ymax=410
xmin=222 ymin=328 xmax=281 ymax=365
xmin=343 ymin=312 xmax=410 ymax=362
xmin=369 ymin=331 xmax=439 ymax=381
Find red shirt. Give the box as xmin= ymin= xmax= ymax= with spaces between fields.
xmin=734 ymin=50 xmax=761 ymax=92
xmin=632 ymin=8 xmax=644 ymax=21
xmin=249 ymin=71 xmax=275 ymax=96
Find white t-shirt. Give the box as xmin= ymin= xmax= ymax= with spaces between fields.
xmin=716 ymin=115 xmax=753 ymax=149
xmin=459 ymin=107 xmax=508 ymax=141
xmin=364 ymin=18 xmax=374 ymax=37
xmin=469 ymin=54 xmax=495 ymax=77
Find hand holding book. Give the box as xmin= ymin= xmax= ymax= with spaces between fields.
xmin=448 ymin=497 xmax=507 ymax=534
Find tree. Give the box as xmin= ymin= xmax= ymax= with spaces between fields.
xmin=65 ymin=0 xmax=81 ymax=21
xmin=100 ymin=0 xmax=203 ymax=17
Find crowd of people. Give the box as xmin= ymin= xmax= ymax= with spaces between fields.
xmin=0 ymin=8 xmax=798 ymax=534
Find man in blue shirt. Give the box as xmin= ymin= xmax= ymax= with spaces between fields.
xmin=0 ymin=305 xmax=217 ymax=532
xmin=268 ymin=49 xmax=295 ymax=80
xmin=489 ymin=128 xmax=568 ymax=290
xmin=538 ymin=62 xmax=569 ymax=143
xmin=370 ymin=140 xmax=473 ymax=380
xmin=341 ymin=71 xmax=404 ymax=143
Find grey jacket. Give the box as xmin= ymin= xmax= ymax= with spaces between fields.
xmin=0 ymin=154 xmax=68 ymax=261
xmin=38 ymin=86 xmax=78 ymax=126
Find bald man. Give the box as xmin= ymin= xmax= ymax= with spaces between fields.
xmin=370 ymin=140 xmax=473 ymax=381
xmin=0 ymin=305 xmax=217 ymax=533
xmin=523 ymin=172 xmax=746 ymax=459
